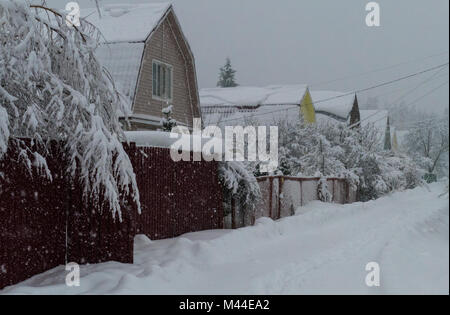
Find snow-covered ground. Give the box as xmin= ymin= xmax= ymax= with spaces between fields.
xmin=2 ymin=183 xmax=448 ymax=295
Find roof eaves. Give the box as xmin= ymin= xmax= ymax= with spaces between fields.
xmin=168 ymin=5 xmax=201 ymax=117
xmin=126 ymin=4 xmax=172 ymax=113
xmin=103 ymin=40 xmax=146 ymax=44
xmin=143 ymin=4 xmax=173 ymax=44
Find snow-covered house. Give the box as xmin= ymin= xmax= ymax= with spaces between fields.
xmin=200 ymin=85 xmax=316 ymax=126
xmin=311 ymin=91 xmax=360 ymax=126
xmin=86 ymin=3 xmax=201 ymax=130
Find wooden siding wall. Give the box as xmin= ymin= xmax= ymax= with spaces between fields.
xmin=133 ymin=10 xmax=200 ymax=129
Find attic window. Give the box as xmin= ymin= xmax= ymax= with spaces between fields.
xmin=152 ymin=60 xmax=173 ymax=101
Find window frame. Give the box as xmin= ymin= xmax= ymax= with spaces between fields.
xmin=152 ymin=59 xmax=173 ymax=102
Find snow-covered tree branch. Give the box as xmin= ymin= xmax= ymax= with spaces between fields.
xmin=0 ymin=1 xmax=140 ymax=219
xmin=218 ymin=160 xmax=261 ymax=219
xmin=405 ymin=114 xmax=449 ymax=180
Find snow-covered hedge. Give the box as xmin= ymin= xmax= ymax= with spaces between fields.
xmin=249 ymin=119 xmax=425 ymax=201
xmin=357 ymin=150 xmax=424 ymax=201
xmin=404 ymin=117 xmax=449 ymax=180
xmin=0 ymin=1 xmax=140 ymax=219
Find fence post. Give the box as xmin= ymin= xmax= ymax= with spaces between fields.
xmin=278 ymin=177 xmax=283 ymax=219
xmin=300 ymin=180 xmax=303 ymax=207
xmin=332 ymin=179 xmax=336 ymax=202
xmin=231 ymin=197 xmax=236 ymax=229
xmin=345 ymin=181 xmax=349 ymax=204
xmin=269 ymin=178 xmax=273 ymax=219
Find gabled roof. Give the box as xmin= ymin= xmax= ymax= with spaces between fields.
xmin=85 ymin=2 xmax=200 ymax=121
xmin=200 ymin=84 xmax=309 ymax=107
xmin=82 ymin=3 xmax=172 ymax=43
xmin=311 ymin=91 xmax=356 ymax=120
xmin=97 ymin=42 xmax=144 ymax=102
xmin=84 ymin=3 xmax=172 ymax=103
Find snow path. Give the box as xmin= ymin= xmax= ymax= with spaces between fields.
xmin=2 ymin=183 xmax=448 ymax=295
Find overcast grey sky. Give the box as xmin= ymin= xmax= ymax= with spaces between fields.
xmin=44 ymin=0 xmax=449 ymax=113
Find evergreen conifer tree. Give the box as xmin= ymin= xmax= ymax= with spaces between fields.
xmin=217 ymin=58 xmax=238 ymax=88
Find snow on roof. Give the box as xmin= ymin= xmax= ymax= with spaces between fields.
xmin=82 ymin=3 xmax=172 ymax=43
xmin=84 ymin=3 xmax=172 ymax=103
xmin=315 ymin=113 xmax=345 ymax=125
xmin=97 ymin=42 xmax=144 ymax=102
xmin=200 ymin=85 xmax=309 ymax=107
xmin=311 ymin=91 xmax=355 ymax=120
xmin=360 ymin=110 xmax=389 ymax=132
xmin=202 ymin=105 xmax=301 ymax=126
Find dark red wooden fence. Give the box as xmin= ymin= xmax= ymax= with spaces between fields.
xmin=127 ymin=144 xmax=223 ymax=239
xmin=0 ymin=142 xmax=223 ymax=289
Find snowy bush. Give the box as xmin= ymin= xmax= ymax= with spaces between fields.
xmin=218 ymin=161 xmax=261 ymax=219
xmin=0 ymin=1 xmax=140 ymax=219
xmin=404 ymin=115 xmax=449 ymax=180
xmin=275 ymin=120 xmax=361 ymax=188
xmin=160 ymin=105 xmax=177 ymax=132
xmin=357 ymin=151 xmax=424 ymax=201
xmin=317 ymin=178 xmax=333 ymax=202
xmin=252 ymin=118 xmax=425 ymax=202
